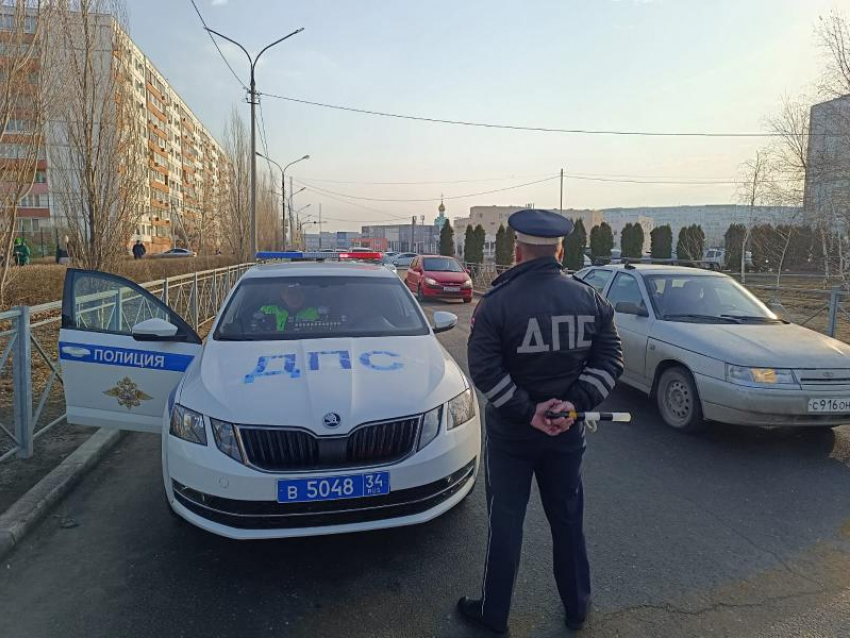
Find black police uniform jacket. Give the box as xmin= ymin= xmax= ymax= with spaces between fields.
xmin=468 ymin=256 xmax=624 ymax=440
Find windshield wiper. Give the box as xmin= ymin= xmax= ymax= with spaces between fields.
xmin=720 ymin=314 xmax=787 ymax=324
xmin=662 ymin=313 xmax=741 ymax=323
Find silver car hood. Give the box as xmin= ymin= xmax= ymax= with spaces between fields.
xmin=652 ymin=321 xmax=850 ymax=368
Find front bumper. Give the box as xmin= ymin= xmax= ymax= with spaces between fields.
xmin=163 ymin=412 xmax=481 ymax=539
xmin=696 ymin=373 xmax=850 ymax=427
xmin=172 ymin=459 xmax=475 ymax=533
xmin=421 ymin=285 xmax=472 ymax=300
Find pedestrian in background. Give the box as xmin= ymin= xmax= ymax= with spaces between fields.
xmin=13 ymin=237 xmax=31 ymax=266
xmin=55 ymin=235 xmax=70 ymax=265
xmin=458 ymin=209 xmax=624 ymax=634
xmin=132 ymin=240 xmax=146 ymax=260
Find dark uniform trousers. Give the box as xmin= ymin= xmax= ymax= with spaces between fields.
xmin=480 ymin=414 xmax=590 ymax=629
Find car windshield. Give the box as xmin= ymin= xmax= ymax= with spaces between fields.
xmin=645 ymin=274 xmax=778 ymax=322
xmin=422 ymin=257 xmax=463 ymax=272
xmin=214 ymin=276 xmax=430 ymax=341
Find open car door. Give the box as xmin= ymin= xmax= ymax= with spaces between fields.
xmin=59 ymin=269 xmax=203 ymax=433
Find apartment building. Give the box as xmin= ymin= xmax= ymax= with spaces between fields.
xmin=601 ymin=205 xmax=801 ymax=247
xmin=5 ymin=9 xmax=227 ymax=254
xmin=804 ymin=94 xmax=850 ymax=231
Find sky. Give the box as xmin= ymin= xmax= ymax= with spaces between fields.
xmin=125 ymin=0 xmax=844 ymax=232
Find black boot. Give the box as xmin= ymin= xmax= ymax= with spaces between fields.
xmin=456 ymin=597 xmax=508 ymax=634
xmin=565 ymin=608 xmax=589 ymax=631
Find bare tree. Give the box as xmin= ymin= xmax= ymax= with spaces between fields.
xmin=813 ymin=11 xmax=850 ymax=282
xmin=0 ymin=1 xmax=51 ymax=306
xmin=736 ymin=151 xmax=773 ymax=283
xmin=255 ymin=169 xmax=280 ymax=251
xmin=761 ymin=96 xmax=812 ymax=284
xmin=46 ymin=0 xmax=146 ymax=271
xmin=221 ymin=106 xmax=250 ymax=260
xmin=817 ymin=11 xmax=850 ymax=99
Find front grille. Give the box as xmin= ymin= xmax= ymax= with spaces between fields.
xmin=237 ymin=417 xmax=421 ymax=472
xmin=239 ymin=428 xmax=318 ymax=471
xmin=796 ymin=369 xmax=850 ymax=387
xmin=171 ymin=458 xmax=476 ymax=529
xmin=347 ymin=418 xmax=420 ymax=465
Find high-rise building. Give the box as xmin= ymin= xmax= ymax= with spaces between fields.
xmin=4 ymin=8 xmax=227 ymax=254
xmin=805 ymin=94 xmax=850 ymax=231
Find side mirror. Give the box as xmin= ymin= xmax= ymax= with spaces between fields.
xmin=132 ymin=317 xmax=181 ymax=341
xmin=615 ymin=301 xmax=649 ymax=318
xmin=432 ymin=311 xmax=458 ymax=334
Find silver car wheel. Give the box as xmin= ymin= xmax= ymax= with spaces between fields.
xmin=657 ymin=367 xmax=706 ymax=433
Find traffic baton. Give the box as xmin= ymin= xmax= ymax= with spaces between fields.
xmin=545 ymin=411 xmax=632 ymax=422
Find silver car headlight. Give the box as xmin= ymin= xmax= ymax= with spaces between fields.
xmin=447 ymin=388 xmax=476 ymax=430
xmin=211 ymin=418 xmax=244 ymax=463
xmin=169 ymin=404 xmax=207 ymax=445
xmin=418 ymin=405 xmax=442 ymax=450
xmin=726 ymin=365 xmax=797 ymax=387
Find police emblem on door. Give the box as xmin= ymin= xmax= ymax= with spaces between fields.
xmin=323 ymin=412 xmax=342 ymax=428
xmin=104 ymin=377 xmax=153 ymax=410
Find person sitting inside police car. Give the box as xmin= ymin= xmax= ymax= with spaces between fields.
xmin=257 ymin=284 xmax=320 ymax=331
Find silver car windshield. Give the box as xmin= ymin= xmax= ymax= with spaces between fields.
xmin=214 ymin=276 xmax=430 ymax=340
xmin=644 ymin=274 xmax=779 ymax=323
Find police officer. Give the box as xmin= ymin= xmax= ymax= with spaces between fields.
xmin=258 ymin=284 xmax=320 ymax=331
xmin=458 ymin=209 xmax=624 ymax=634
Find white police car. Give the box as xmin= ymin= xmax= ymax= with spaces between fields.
xmin=59 ymin=260 xmax=481 ymax=539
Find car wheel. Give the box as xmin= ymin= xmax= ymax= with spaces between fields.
xmin=656 ymin=366 xmax=706 ymax=433
xmin=463 ymin=297 xmax=472 ymax=304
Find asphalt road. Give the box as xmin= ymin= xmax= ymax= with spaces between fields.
xmin=1 ymin=298 xmax=849 ymax=638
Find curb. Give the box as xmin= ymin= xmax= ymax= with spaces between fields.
xmin=0 ymin=428 xmax=124 ymax=562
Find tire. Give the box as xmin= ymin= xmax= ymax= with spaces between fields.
xmin=656 ymin=366 xmax=707 ymax=433
xmin=463 ymin=297 xmax=472 ymax=304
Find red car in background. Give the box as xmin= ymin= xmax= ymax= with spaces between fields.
xmin=405 ymin=255 xmax=473 ymax=303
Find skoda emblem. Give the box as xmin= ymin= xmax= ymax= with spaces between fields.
xmin=323 ymin=412 xmax=342 ymax=428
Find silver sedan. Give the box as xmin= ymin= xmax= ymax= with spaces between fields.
xmin=575 ymin=265 xmax=850 ymax=432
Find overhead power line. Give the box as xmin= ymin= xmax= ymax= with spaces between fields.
xmin=293 ymin=182 xmax=412 ymax=222
xmin=298 ymin=173 xmax=552 ymax=186
xmin=295 ymin=175 xmax=560 ymax=203
xmin=188 ymin=0 xmax=246 ymax=90
xmin=259 ymin=92 xmax=833 ymax=139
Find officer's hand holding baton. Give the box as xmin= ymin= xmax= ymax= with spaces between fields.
xmin=532 ymin=399 xmax=576 ymax=436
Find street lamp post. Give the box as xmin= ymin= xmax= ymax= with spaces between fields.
xmin=257 ymin=153 xmax=310 ymax=249
xmin=206 ymin=27 xmax=304 ymax=257
xmin=296 ymin=205 xmax=313 ymax=249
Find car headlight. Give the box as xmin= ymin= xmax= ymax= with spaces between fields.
xmin=211 ymin=418 xmax=243 ymax=463
xmin=424 ymin=277 xmax=438 ymax=286
xmin=461 ymin=279 xmax=473 ymax=289
xmin=169 ymin=404 xmax=207 ymax=445
xmin=726 ymin=365 xmax=797 ymax=387
xmin=418 ymin=405 xmax=442 ymax=450
xmin=447 ymin=388 xmax=476 ymax=429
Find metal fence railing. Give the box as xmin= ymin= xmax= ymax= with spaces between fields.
xmin=463 ymin=262 xmax=511 ymax=290
xmin=0 ymin=263 xmax=253 ymax=463
xmin=743 ymin=284 xmax=849 ymax=341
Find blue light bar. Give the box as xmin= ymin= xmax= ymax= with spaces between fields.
xmin=256 ymin=251 xmax=333 ymax=261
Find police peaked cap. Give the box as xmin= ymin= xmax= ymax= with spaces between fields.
xmin=508 ymin=209 xmax=574 ymax=245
